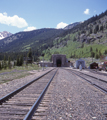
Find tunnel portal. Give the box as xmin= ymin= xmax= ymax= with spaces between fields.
xmin=39 ymin=54 xmax=72 ymax=67
xmin=56 ymin=59 xmax=62 ymax=67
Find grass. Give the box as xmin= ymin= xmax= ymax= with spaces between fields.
xmin=0 ymin=72 xmax=30 ymax=84
xmin=0 ymin=64 xmax=41 ymax=84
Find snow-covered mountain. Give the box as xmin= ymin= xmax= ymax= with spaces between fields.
xmin=0 ymin=31 xmax=12 ymax=40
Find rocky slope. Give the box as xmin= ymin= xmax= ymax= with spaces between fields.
xmin=64 ymin=22 xmax=81 ymax=30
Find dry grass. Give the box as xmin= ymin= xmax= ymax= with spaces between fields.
xmin=0 ymin=64 xmax=41 ymax=84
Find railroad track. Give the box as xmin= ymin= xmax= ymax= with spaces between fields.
xmin=67 ymin=69 xmax=107 ymax=94
xmin=0 ymin=68 xmax=58 ymax=120
xmin=86 ymin=69 xmax=107 ymax=76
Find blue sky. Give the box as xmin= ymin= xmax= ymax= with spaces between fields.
xmin=0 ymin=0 xmax=107 ymax=34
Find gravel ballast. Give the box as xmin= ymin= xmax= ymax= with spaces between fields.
xmin=0 ymin=68 xmax=107 ymax=119
xmin=0 ymin=68 xmax=53 ymax=98
xmin=45 ymin=68 xmax=107 ymax=120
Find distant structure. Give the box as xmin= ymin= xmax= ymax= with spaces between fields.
xmin=75 ymin=59 xmax=86 ymax=69
xmin=89 ymin=62 xmax=98 ymax=69
xmin=39 ymin=54 xmax=73 ymax=67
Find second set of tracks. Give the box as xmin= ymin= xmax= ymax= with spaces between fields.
xmin=0 ymin=68 xmax=107 ymax=120
xmin=67 ymin=68 xmax=107 ymax=94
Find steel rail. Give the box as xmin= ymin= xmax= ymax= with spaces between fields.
xmin=71 ymin=69 xmax=107 ymax=83
xmin=0 ymin=68 xmax=55 ymax=105
xmin=86 ymin=69 xmax=107 ymax=76
xmin=68 ymin=69 xmax=107 ymax=94
xmin=24 ymin=69 xmax=58 ymax=120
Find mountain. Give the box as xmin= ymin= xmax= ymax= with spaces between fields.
xmin=1 ymin=10 xmax=107 ymax=61
xmin=0 ymin=31 xmax=12 ymax=40
xmin=0 ymin=28 xmax=64 ymax=52
xmin=64 ymin=22 xmax=81 ymax=30
xmin=44 ymin=10 xmax=107 ymax=60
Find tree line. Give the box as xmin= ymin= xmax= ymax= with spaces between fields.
xmin=0 ymin=48 xmax=37 ymax=70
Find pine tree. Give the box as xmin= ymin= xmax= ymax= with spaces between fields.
xmin=99 ymin=50 xmax=102 ymax=57
xmin=91 ymin=52 xmax=95 ymax=58
xmin=27 ymin=48 xmax=32 ymax=58
xmin=17 ymin=56 xmax=20 ymax=66
xmin=3 ymin=55 xmax=7 ymax=69
xmin=100 ymin=25 xmax=104 ymax=32
xmin=96 ymin=48 xmax=98 ymax=52
xmin=91 ymin=52 xmax=95 ymax=62
xmin=89 ymin=28 xmax=92 ymax=34
xmin=94 ymin=28 xmax=97 ymax=34
xmin=96 ymin=25 xmax=99 ymax=32
xmin=90 ymin=47 xmax=93 ymax=52
xmin=0 ymin=61 xmax=2 ymax=70
xmin=19 ymin=55 xmax=23 ymax=66
xmin=27 ymin=48 xmax=33 ymax=64
xmin=8 ymin=56 xmax=11 ymax=69
xmin=95 ymin=54 xmax=99 ymax=59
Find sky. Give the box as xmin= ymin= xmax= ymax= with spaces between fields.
xmin=0 ymin=0 xmax=107 ymax=34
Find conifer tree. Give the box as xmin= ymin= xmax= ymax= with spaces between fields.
xmin=96 ymin=48 xmax=98 ymax=52
xmin=91 ymin=52 xmax=95 ymax=62
xmin=19 ymin=55 xmax=23 ymax=66
xmin=27 ymin=48 xmax=32 ymax=58
xmin=0 ymin=61 xmax=2 ymax=70
xmin=8 ymin=56 xmax=11 ymax=69
xmin=100 ymin=25 xmax=104 ymax=32
xmin=89 ymin=28 xmax=92 ymax=34
xmin=27 ymin=48 xmax=33 ymax=64
xmin=90 ymin=47 xmax=93 ymax=52
xmin=3 ymin=55 xmax=7 ymax=69
xmin=95 ymin=54 xmax=99 ymax=59
xmin=17 ymin=56 xmax=20 ymax=66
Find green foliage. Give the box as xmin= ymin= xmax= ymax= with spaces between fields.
xmin=1 ymin=10 xmax=107 ymax=61
xmin=90 ymin=47 xmax=93 ymax=52
xmin=0 ymin=62 xmax=2 ymax=70
xmin=27 ymin=48 xmax=32 ymax=58
xmin=95 ymin=54 xmax=100 ymax=59
xmin=8 ymin=56 xmax=11 ymax=69
xmin=91 ymin=52 xmax=95 ymax=58
xmin=81 ymin=43 xmax=84 ymax=48
xmin=104 ymin=50 xmax=107 ymax=54
xmin=0 ymin=29 xmax=64 ymax=53
xmin=17 ymin=55 xmax=23 ymax=66
xmin=3 ymin=55 xmax=7 ymax=69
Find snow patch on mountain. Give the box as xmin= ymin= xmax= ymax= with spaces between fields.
xmin=0 ymin=31 xmax=12 ymax=40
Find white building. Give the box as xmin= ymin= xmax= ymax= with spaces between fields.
xmin=75 ymin=59 xmax=86 ymax=69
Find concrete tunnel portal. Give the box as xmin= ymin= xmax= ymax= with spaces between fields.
xmin=56 ymin=59 xmax=62 ymax=67
xmin=39 ymin=54 xmax=72 ymax=67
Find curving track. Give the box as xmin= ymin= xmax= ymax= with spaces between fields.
xmin=0 ymin=68 xmax=58 ymax=120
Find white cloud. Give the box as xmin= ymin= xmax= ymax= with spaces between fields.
xmin=24 ymin=26 xmax=36 ymax=31
xmin=56 ymin=22 xmax=68 ymax=29
xmin=0 ymin=12 xmax=28 ymax=28
xmin=84 ymin=9 xmax=90 ymax=15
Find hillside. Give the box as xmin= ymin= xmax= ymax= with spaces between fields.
xmin=64 ymin=22 xmax=81 ymax=30
xmin=0 ymin=28 xmax=64 ymax=52
xmin=1 ymin=10 xmax=107 ymax=61
xmin=44 ymin=10 xmax=107 ymax=60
